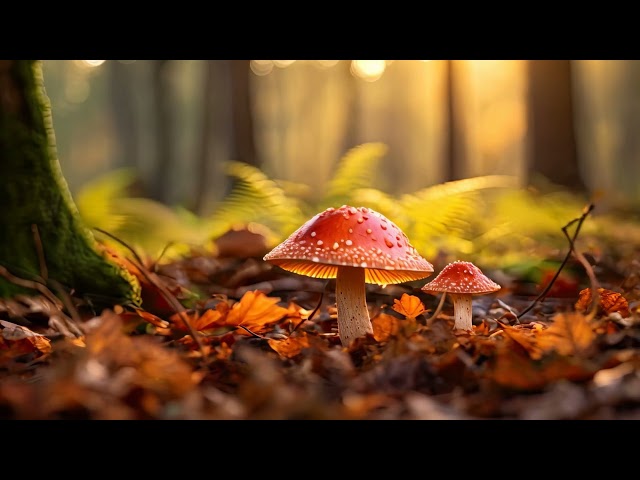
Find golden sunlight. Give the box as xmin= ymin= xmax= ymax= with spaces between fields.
xmin=82 ymin=60 xmax=106 ymax=67
xmin=351 ymin=60 xmax=387 ymax=82
xmin=250 ymin=60 xmax=274 ymax=76
xmin=273 ymin=60 xmax=296 ymax=68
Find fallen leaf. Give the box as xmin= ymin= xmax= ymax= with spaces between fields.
xmin=0 ymin=321 xmax=51 ymax=366
xmin=536 ymin=312 xmax=597 ymax=356
xmin=575 ymin=288 xmax=631 ymax=318
xmin=500 ymin=324 xmax=545 ymax=360
xmin=226 ymin=290 xmax=290 ymax=334
xmin=490 ymin=345 xmax=597 ymax=391
xmin=392 ymin=294 xmax=426 ymax=319
xmin=268 ymin=333 xmax=311 ymax=359
xmin=372 ymin=313 xmax=400 ymax=342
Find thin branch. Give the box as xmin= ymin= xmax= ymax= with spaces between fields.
xmin=561 ymin=217 xmax=600 ymax=318
xmin=292 ymin=280 xmax=329 ymax=333
xmin=0 ymin=266 xmax=62 ymax=309
xmin=93 ymin=228 xmax=207 ymax=358
xmin=425 ymin=292 xmax=447 ymax=325
xmin=517 ymin=203 xmax=594 ymax=319
xmin=237 ymin=325 xmax=266 ymax=339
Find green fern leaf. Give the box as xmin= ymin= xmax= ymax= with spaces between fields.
xmin=320 ymin=142 xmax=388 ymax=210
xmin=398 ymin=175 xmax=519 ymax=256
xmin=206 ymin=161 xmax=306 ymax=242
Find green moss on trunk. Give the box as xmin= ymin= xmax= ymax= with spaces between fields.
xmin=0 ymin=60 xmax=140 ymax=307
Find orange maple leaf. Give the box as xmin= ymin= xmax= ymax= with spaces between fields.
xmin=372 ymin=313 xmax=400 ymax=342
xmin=490 ymin=345 xmax=597 ymax=391
xmin=268 ymin=333 xmax=312 ymax=359
xmin=227 ymin=290 xmax=290 ymax=334
xmin=536 ymin=312 xmax=597 ymax=356
xmin=575 ymin=288 xmax=631 ymax=318
xmin=500 ymin=324 xmax=545 ymax=360
xmin=392 ymin=294 xmax=426 ymax=319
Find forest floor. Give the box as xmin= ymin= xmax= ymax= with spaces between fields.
xmin=1 ymin=208 xmax=640 ymax=420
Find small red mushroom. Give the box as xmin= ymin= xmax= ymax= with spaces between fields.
xmin=263 ymin=205 xmax=434 ymax=346
xmin=420 ymin=260 xmax=501 ymax=331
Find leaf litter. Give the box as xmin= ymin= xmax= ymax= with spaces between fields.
xmin=2 ymin=205 xmax=640 ymax=419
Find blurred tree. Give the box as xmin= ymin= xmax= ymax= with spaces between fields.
xmin=527 ymin=60 xmax=586 ymax=191
xmin=109 ymin=60 xmax=138 ymax=169
xmin=229 ymin=60 xmax=259 ymax=167
xmin=445 ymin=60 xmax=466 ymax=181
xmin=0 ymin=60 xmax=140 ymax=306
xmin=151 ymin=60 xmax=175 ymax=203
xmin=194 ymin=60 xmax=231 ymax=214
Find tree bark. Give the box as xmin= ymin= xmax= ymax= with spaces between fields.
xmin=229 ymin=60 xmax=259 ymax=167
xmin=444 ymin=60 xmax=465 ymax=181
xmin=0 ymin=60 xmax=140 ymax=306
xmin=151 ymin=60 xmax=174 ymax=202
xmin=527 ymin=60 xmax=586 ymax=191
xmin=108 ymin=61 xmax=138 ymax=169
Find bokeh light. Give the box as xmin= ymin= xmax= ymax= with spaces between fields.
xmin=351 ymin=60 xmax=387 ymax=82
xmin=250 ymin=60 xmax=274 ymax=76
xmin=82 ymin=60 xmax=106 ymax=67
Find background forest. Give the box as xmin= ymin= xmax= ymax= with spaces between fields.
xmin=1 ymin=60 xmax=640 ymax=420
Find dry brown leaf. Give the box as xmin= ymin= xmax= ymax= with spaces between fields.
xmin=536 ymin=312 xmax=597 ymax=356
xmin=490 ymin=344 xmax=597 ymax=391
xmin=121 ymin=309 xmax=170 ymax=329
xmin=268 ymin=333 xmax=312 ymax=359
xmin=0 ymin=321 xmax=51 ymax=366
xmin=392 ymin=294 xmax=426 ymax=319
xmin=372 ymin=313 xmax=400 ymax=342
xmin=575 ymin=288 xmax=631 ymax=318
xmin=501 ymin=324 xmax=545 ymax=360
xmin=226 ymin=290 xmax=290 ymax=334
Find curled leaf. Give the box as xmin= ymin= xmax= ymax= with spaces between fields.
xmin=575 ymin=288 xmax=630 ymax=318
xmin=392 ymin=294 xmax=426 ymax=319
xmin=268 ymin=333 xmax=311 ymax=359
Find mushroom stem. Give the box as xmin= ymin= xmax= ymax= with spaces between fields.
xmin=449 ymin=293 xmax=473 ymax=331
xmin=335 ymin=266 xmax=373 ymax=346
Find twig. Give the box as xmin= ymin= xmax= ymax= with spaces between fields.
xmin=0 ymin=266 xmax=62 ymax=309
xmin=30 ymin=225 xmax=83 ymax=337
xmin=31 ymin=224 xmax=48 ymax=281
xmin=291 ymin=280 xmax=329 ymax=333
xmin=517 ymin=203 xmax=595 ymax=319
xmin=561 ymin=218 xmax=600 ymax=318
xmin=424 ymin=292 xmax=447 ymax=324
xmin=94 ymin=228 xmax=207 ymax=358
xmin=151 ymin=241 xmax=176 ymax=272
xmin=237 ymin=325 xmax=266 ymax=339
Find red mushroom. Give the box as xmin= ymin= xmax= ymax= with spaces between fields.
xmin=420 ymin=260 xmax=501 ymax=331
xmin=263 ymin=205 xmax=434 ymax=346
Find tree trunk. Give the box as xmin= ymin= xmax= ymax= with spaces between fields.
xmin=444 ymin=60 xmax=465 ymax=181
xmin=193 ymin=60 xmax=230 ymax=214
xmin=0 ymin=60 xmax=140 ymax=306
xmin=108 ymin=61 xmax=138 ymax=169
xmin=527 ymin=60 xmax=586 ymax=191
xmin=151 ymin=60 xmax=174 ymax=202
xmin=229 ymin=60 xmax=259 ymax=167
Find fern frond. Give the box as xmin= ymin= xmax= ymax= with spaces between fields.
xmin=206 ymin=161 xmax=306 ymax=242
xmin=76 ymin=168 xmax=138 ymax=233
xmin=351 ymin=187 xmax=407 ymax=228
xmin=398 ymin=175 xmax=519 ymax=256
xmin=320 ymin=142 xmax=388 ymax=210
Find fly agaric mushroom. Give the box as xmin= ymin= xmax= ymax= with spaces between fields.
xmin=420 ymin=260 xmax=501 ymax=331
xmin=263 ymin=205 xmax=434 ymax=346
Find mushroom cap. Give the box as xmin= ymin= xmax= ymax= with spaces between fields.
xmin=263 ymin=205 xmax=434 ymax=285
xmin=421 ymin=260 xmax=501 ymax=295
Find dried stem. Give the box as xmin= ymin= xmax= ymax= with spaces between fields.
xmin=517 ymin=203 xmax=594 ymax=319
xmin=94 ymin=228 xmax=207 ymax=359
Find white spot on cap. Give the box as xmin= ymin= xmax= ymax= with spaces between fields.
xmin=345 ymin=240 xmax=353 ymax=246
